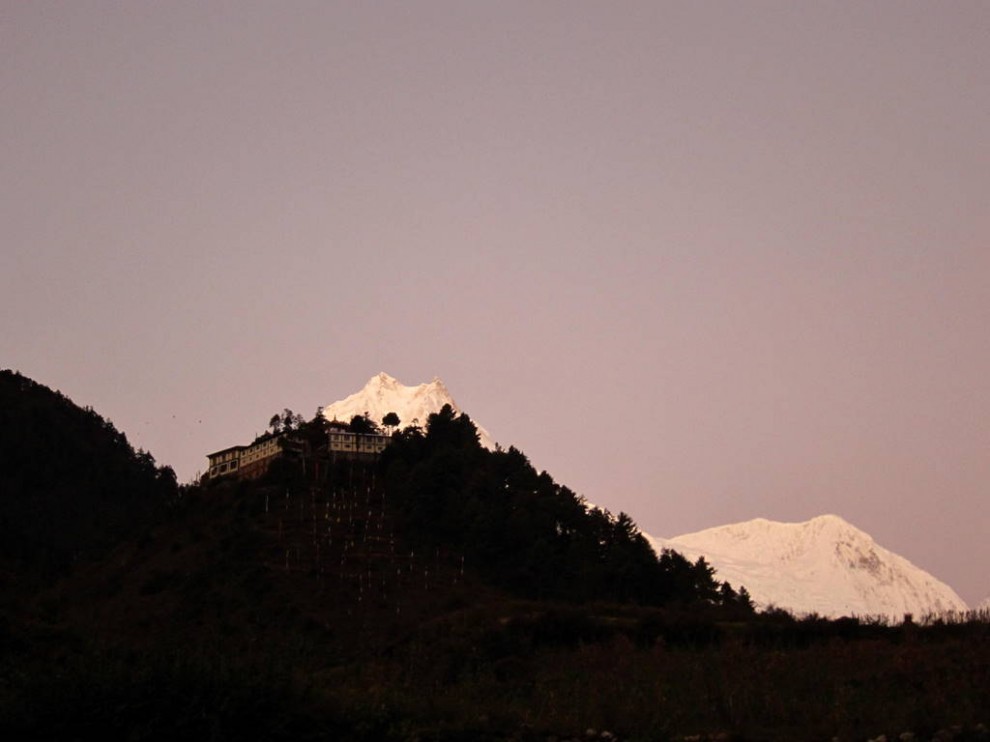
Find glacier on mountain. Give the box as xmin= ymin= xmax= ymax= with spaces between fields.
xmin=321 ymin=372 xmax=496 ymax=449
xmin=645 ymin=514 xmax=967 ymax=620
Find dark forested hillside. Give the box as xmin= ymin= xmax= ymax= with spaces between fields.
xmin=380 ymin=405 xmax=750 ymax=610
xmin=2 ymin=377 xmax=986 ymax=741
xmin=0 ymin=370 xmax=177 ymax=585
xmin=0 ymin=369 xmax=733 ymax=612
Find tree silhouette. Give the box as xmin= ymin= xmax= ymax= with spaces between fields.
xmin=348 ymin=414 xmax=379 ymax=435
xmin=382 ymin=411 xmax=400 ymax=433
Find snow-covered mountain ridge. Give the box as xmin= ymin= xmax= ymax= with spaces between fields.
xmin=645 ymin=515 xmax=967 ymax=620
xmin=321 ymin=372 xmax=495 ymax=449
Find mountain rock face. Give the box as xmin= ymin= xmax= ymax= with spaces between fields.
xmin=646 ymin=514 xmax=967 ymax=620
xmin=322 ymin=372 xmax=495 ymax=449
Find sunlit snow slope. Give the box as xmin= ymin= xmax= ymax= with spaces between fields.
xmin=646 ymin=515 xmax=967 ymax=620
xmin=322 ymin=372 xmax=495 ymax=449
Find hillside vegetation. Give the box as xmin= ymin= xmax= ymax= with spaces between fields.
xmin=379 ymin=405 xmax=752 ymax=610
xmin=0 ymin=370 xmax=176 ymax=588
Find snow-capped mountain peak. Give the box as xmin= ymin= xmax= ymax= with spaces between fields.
xmin=368 ymin=371 xmax=401 ymax=391
xmin=646 ymin=514 xmax=967 ymax=620
xmin=322 ymin=373 xmax=495 ymax=449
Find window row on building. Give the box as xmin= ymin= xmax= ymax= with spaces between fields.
xmin=328 ymin=430 xmax=390 ymax=456
xmin=206 ymin=429 xmax=392 ymax=480
xmin=206 ymin=433 xmax=283 ymax=480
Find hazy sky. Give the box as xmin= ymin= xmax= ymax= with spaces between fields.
xmin=3 ymin=2 xmax=988 ymax=604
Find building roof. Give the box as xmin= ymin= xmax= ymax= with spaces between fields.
xmin=206 ymin=444 xmax=246 ymax=459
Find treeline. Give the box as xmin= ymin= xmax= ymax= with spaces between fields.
xmin=0 ymin=370 xmax=177 ymax=583
xmin=379 ymin=405 xmax=752 ymax=611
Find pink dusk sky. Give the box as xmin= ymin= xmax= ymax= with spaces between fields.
xmin=2 ymin=2 xmax=988 ymax=605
